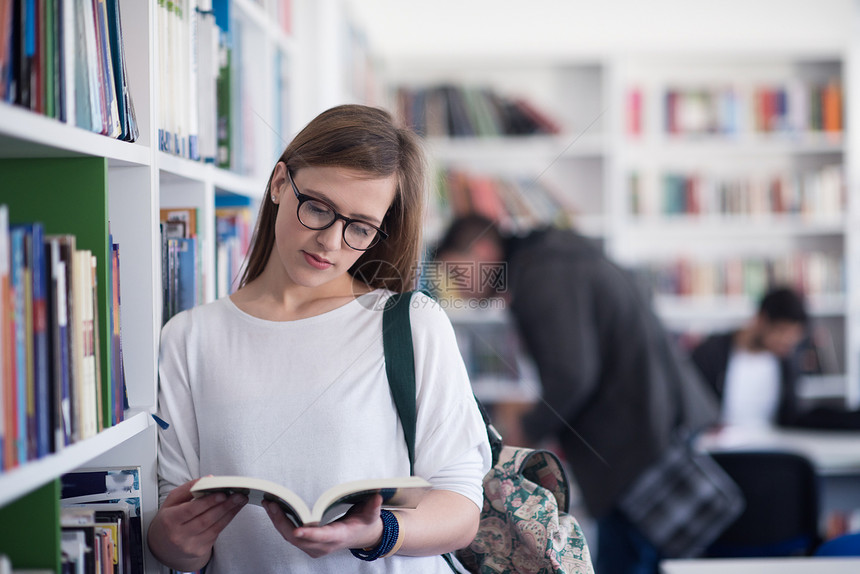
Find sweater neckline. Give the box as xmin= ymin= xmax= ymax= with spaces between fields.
xmin=222 ymin=289 xmax=389 ymax=327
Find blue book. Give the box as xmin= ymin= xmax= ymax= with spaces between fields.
xmin=9 ymin=228 xmax=26 ymax=463
xmin=176 ymin=237 xmax=198 ymax=313
xmin=12 ymin=223 xmax=49 ymax=459
xmin=28 ymin=223 xmax=49 ymax=457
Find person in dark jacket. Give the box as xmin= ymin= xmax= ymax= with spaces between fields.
xmin=434 ymin=215 xmax=722 ymax=574
xmin=691 ymin=287 xmax=860 ymax=429
xmin=690 ymin=287 xmax=807 ymax=427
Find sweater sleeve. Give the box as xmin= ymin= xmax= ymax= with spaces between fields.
xmin=408 ymin=294 xmax=492 ymax=510
xmin=155 ymin=311 xmax=201 ymax=506
xmin=513 ymin=261 xmax=602 ymax=443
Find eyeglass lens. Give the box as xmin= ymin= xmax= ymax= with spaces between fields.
xmin=298 ymin=199 xmax=379 ymax=250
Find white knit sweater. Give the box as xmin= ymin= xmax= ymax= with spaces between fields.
xmin=156 ymin=291 xmax=490 ymax=573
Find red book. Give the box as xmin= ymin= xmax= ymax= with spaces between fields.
xmin=686 ymin=176 xmax=701 ymax=215
xmin=665 ymin=90 xmax=677 ymax=134
xmin=628 ymin=87 xmax=642 ymax=137
xmin=512 ymin=98 xmax=561 ymax=135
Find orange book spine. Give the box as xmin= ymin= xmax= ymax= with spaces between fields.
xmin=823 ymin=82 xmax=842 ymax=133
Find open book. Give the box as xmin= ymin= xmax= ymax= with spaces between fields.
xmin=191 ymin=475 xmax=432 ymax=527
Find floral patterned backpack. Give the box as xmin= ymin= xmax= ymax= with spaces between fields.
xmin=383 ymin=292 xmax=595 ymax=574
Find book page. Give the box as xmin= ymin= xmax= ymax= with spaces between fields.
xmin=313 ymin=476 xmax=432 ymax=526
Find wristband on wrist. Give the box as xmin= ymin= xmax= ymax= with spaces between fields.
xmin=350 ymin=509 xmax=399 ymax=561
xmin=381 ymin=511 xmax=404 ymax=558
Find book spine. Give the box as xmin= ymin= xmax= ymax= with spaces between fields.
xmin=0 ymin=206 xmax=7 ymax=471
xmin=29 ymin=223 xmax=49 ymax=457
xmin=10 ymin=229 xmax=26 ymax=464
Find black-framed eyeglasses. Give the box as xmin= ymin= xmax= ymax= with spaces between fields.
xmin=287 ymin=168 xmax=389 ymax=251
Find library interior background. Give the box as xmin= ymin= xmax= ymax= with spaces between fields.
xmin=2 ymin=0 xmax=860 ymax=571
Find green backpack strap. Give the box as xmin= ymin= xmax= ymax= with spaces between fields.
xmin=382 ymin=291 xmax=420 ymax=475
xmin=382 ymin=290 xmax=502 ymax=574
xmin=383 ymin=290 xmax=503 ymax=476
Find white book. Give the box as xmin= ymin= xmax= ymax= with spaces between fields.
xmin=157 ymin=0 xmax=168 ymax=150
xmin=74 ymin=250 xmax=97 ymax=440
xmin=79 ymin=0 xmax=105 ymax=133
xmin=62 ymin=0 xmax=77 ymax=125
xmin=196 ymin=0 xmax=218 ymax=162
xmin=187 ymin=0 xmax=200 ymax=160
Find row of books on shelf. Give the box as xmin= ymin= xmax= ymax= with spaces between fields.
xmin=160 ymin=201 xmax=253 ymax=324
xmin=395 ymin=85 xmax=561 ymax=139
xmin=157 ymin=0 xmax=223 ymax=162
xmin=627 ymin=80 xmax=843 ymax=137
xmin=158 ymin=0 xmax=292 ymax=176
xmin=437 ymin=169 xmax=576 ymax=233
xmin=628 ymin=164 xmax=844 ymax=219
xmin=637 ymin=252 xmax=844 ymax=301
xmin=160 ymin=207 xmax=202 ymax=325
xmin=0 ymin=0 xmax=138 ymax=141
xmin=0 ymin=207 xmax=127 ymax=474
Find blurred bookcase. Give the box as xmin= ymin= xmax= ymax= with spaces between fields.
xmin=384 ymin=51 xmax=856 ymax=408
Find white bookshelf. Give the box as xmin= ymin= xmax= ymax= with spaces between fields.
xmin=0 ymin=0 xmax=368 ymax=571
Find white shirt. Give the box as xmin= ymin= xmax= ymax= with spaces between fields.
xmin=721 ymin=349 xmax=781 ymax=427
xmin=156 ymin=291 xmax=491 ymax=573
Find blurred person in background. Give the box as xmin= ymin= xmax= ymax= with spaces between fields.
xmin=690 ymin=286 xmax=860 ymax=430
xmin=434 ymin=214 xmax=729 ymax=574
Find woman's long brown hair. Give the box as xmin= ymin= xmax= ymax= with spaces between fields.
xmin=238 ymin=105 xmax=427 ymax=293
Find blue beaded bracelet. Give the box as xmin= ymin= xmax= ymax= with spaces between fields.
xmin=350 ymin=509 xmax=400 ymax=561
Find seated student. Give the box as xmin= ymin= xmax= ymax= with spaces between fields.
xmin=690 ymin=286 xmax=860 ymax=429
